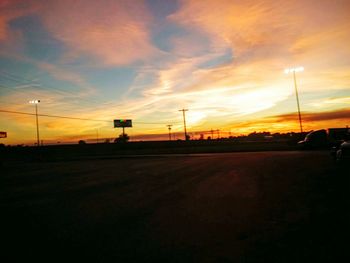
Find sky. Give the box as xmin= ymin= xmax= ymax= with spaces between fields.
xmin=0 ymin=0 xmax=349 ymax=145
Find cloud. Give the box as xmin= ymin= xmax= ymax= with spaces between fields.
xmin=136 ymin=0 xmax=350 ymax=128
xmin=169 ymin=0 xmax=296 ymax=58
xmin=308 ymin=96 xmax=350 ymax=109
xmin=35 ymin=61 xmax=93 ymax=92
xmin=324 ymin=97 xmax=350 ymax=105
xmin=120 ymin=50 xmax=294 ymax=127
xmin=38 ymin=0 xmax=159 ymax=66
xmin=1 ymin=0 xmax=160 ymax=66
xmin=274 ymin=108 xmax=350 ymax=123
xmin=226 ymin=108 xmax=350 ymax=135
xmin=171 ymin=0 xmax=350 ymax=58
xmin=168 ymin=0 xmax=350 ymax=101
xmin=0 ymin=0 xmax=35 ymax=42
xmin=0 ymin=51 xmax=96 ymax=99
xmin=2 ymin=0 xmax=350 ymax=144
xmin=0 ymin=0 xmax=39 ymax=55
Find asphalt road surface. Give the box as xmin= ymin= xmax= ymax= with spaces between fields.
xmin=1 ymin=151 xmax=349 ymax=262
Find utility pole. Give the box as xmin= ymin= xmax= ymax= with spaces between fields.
xmin=178 ymin=109 xmax=188 ymax=140
xmin=167 ymin=125 xmax=173 ymax=141
xmin=35 ymin=103 xmax=39 ymax=146
xmin=29 ymin=99 xmax=40 ymax=146
xmin=211 ymin=129 xmax=214 ymax=139
xmin=293 ymin=71 xmax=303 ymax=133
xmin=285 ymin=66 xmax=304 ymax=134
xmin=217 ymin=129 xmax=220 ymax=139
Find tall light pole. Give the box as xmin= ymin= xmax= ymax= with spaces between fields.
xmin=284 ymin=66 xmax=304 ymax=133
xmin=167 ymin=124 xmax=173 ymax=141
xmin=29 ymin=99 xmax=40 ymax=146
xmin=178 ymin=109 xmax=188 ymax=140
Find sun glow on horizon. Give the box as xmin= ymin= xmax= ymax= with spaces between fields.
xmin=1 ymin=0 xmax=350 ymax=144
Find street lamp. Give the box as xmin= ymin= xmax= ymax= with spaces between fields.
xmin=179 ymin=109 xmax=189 ymax=140
xmin=29 ymin=99 xmax=40 ymax=146
xmin=284 ymin=67 xmax=304 ymax=133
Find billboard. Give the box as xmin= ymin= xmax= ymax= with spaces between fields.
xmin=0 ymin=131 xmax=7 ymax=138
xmin=114 ymin=119 xmax=132 ymax=128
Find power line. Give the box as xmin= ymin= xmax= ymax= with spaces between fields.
xmin=0 ymin=71 xmax=185 ymax=120
xmin=0 ymin=70 xmax=106 ymax=107
xmin=0 ymin=70 xmax=183 ymax=115
xmin=0 ymin=109 xmax=181 ymax=125
xmin=0 ymin=82 xmax=101 ymax=108
xmin=0 ymin=109 xmax=111 ymax=123
xmin=0 ymin=81 xmax=125 ymax=115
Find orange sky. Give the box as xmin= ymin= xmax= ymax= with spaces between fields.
xmin=0 ymin=0 xmax=349 ymax=145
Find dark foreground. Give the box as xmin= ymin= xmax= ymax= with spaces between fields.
xmin=1 ymin=151 xmax=349 ymax=262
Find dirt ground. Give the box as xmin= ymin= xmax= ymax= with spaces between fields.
xmin=1 ymin=151 xmax=349 ymax=262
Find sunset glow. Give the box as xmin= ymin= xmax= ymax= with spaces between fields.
xmin=1 ymin=0 xmax=349 ymax=144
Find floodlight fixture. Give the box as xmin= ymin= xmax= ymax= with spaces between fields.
xmin=284 ymin=66 xmax=304 ymax=74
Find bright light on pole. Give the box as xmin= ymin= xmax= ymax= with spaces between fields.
xmin=284 ymin=67 xmax=304 ymax=133
xmin=284 ymin=66 xmax=304 ymax=74
xmin=29 ymin=99 xmax=40 ymax=146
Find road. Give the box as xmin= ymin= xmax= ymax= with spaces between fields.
xmin=1 ymin=151 xmax=348 ymax=262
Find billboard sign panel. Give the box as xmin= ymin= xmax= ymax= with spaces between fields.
xmin=0 ymin=131 xmax=7 ymax=138
xmin=114 ymin=119 xmax=132 ymax=128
